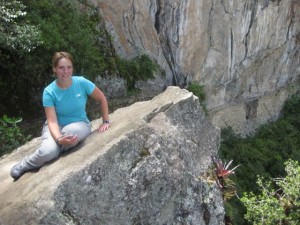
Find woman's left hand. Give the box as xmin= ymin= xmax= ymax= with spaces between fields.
xmin=98 ymin=123 xmax=110 ymax=132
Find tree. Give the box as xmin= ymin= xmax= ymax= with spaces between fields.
xmin=0 ymin=0 xmax=42 ymax=52
xmin=241 ymin=159 xmax=300 ymax=225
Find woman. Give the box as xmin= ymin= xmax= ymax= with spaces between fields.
xmin=10 ymin=52 xmax=110 ymax=180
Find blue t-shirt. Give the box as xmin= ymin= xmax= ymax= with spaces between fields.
xmin=43 ymin=76 xmax=95 ymax=126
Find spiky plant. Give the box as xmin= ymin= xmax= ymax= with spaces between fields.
xmin=211 ymin=156 xmax=240 ymax=201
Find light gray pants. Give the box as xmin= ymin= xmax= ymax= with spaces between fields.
xmin=21 ymin=121 xmax=91 ymax=169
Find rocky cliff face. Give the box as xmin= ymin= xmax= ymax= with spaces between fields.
xmin=0 ymin=87 xmax=224 ymax=225
xmin=94 ymin=0 xmax=300 ymax=135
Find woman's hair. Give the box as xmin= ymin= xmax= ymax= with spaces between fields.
xmin=52 ymin=52 xmax=74 ymax=67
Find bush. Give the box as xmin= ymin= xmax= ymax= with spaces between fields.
xmin=0 ymin=115 xmax=31 ymax=156
xmin=115 ymin=54 xmax=160 ymax=90
xmin=187 ymin=82 xmax=207 ymax=113
xmin=241 ymin=160 xmax=300 ymax=225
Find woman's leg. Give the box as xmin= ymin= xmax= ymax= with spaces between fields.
xmin=23 ymin=124 xmax=61 ymax=168
xmin=22 ymin=121 xmax=91 ymax=167
xmin=10 ymin=124 xmax=60 ymax=179
xmin=10 ymin=121 xmax=91 ymax=179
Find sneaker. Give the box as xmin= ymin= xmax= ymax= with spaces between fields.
xmin=10 ymin=162 xmax=28 ymax=180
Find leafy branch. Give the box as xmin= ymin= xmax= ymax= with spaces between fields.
xmin=241 ymin=159 xmax=300 ymax=225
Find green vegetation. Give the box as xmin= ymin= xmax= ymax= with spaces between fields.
xmin=0 ymin=0 xmax=42 ymax=52
xmin=241 ymin=159 xmax=300 ymax=225
xmin=219 ymin=94 xmax=300 ymax=224
xmin=187 ymin=82 xmax=206 ymax=102
xmin=115 ymin=54 xmax=160 ymax=90
xmin=0 ymin=115 xmax=31 ymax=156
xmin=187 ymin=82 xmax=207 ymax=113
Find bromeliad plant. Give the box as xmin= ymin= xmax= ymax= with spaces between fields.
xmin=211 ymin=156 xmax=241 ymax=201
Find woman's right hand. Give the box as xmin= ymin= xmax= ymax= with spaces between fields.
xmin=57 ymin=135 xmax=78 ymax=146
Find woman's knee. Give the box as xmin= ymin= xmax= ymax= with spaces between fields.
xmin=62 ymin=122 xmax=91 ymax=142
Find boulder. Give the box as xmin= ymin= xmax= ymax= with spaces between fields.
xmin=0 ymin=87 xmax=224 ymax=225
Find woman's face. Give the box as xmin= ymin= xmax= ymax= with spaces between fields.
xmin=53 ymin=57 xmax=73 ymax=81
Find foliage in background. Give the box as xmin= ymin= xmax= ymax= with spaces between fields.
xmin=23 ymin=0 xmax=110 ymax=77
xmin=241 ymin=160 xmax=300 ymax=225
xmin=219 ymin=94 xmax=300 ymax=224
xmin=187 ymin=83 xmax=205 ymax=102
xmin=187 ymin=82 xmax=207 ymax=113
xmin=0 ymin=115 xmax=31 ymax=156
xmin=115 ymin=54 xmax=160 ymax=90
xmin=0 ymin=0 xmax=42 ymax=52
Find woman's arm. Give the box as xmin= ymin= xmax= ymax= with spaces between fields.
xmin=45 ymin=107 xmax=62 ymax=141
xmin=90 ymin=87 xmax=110 ymax=132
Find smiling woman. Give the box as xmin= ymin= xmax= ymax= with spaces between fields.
xmin=10 ymin=51 xmax=111 ymax=180
xmin=53 ymin=52 xmax=74 ymax=89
